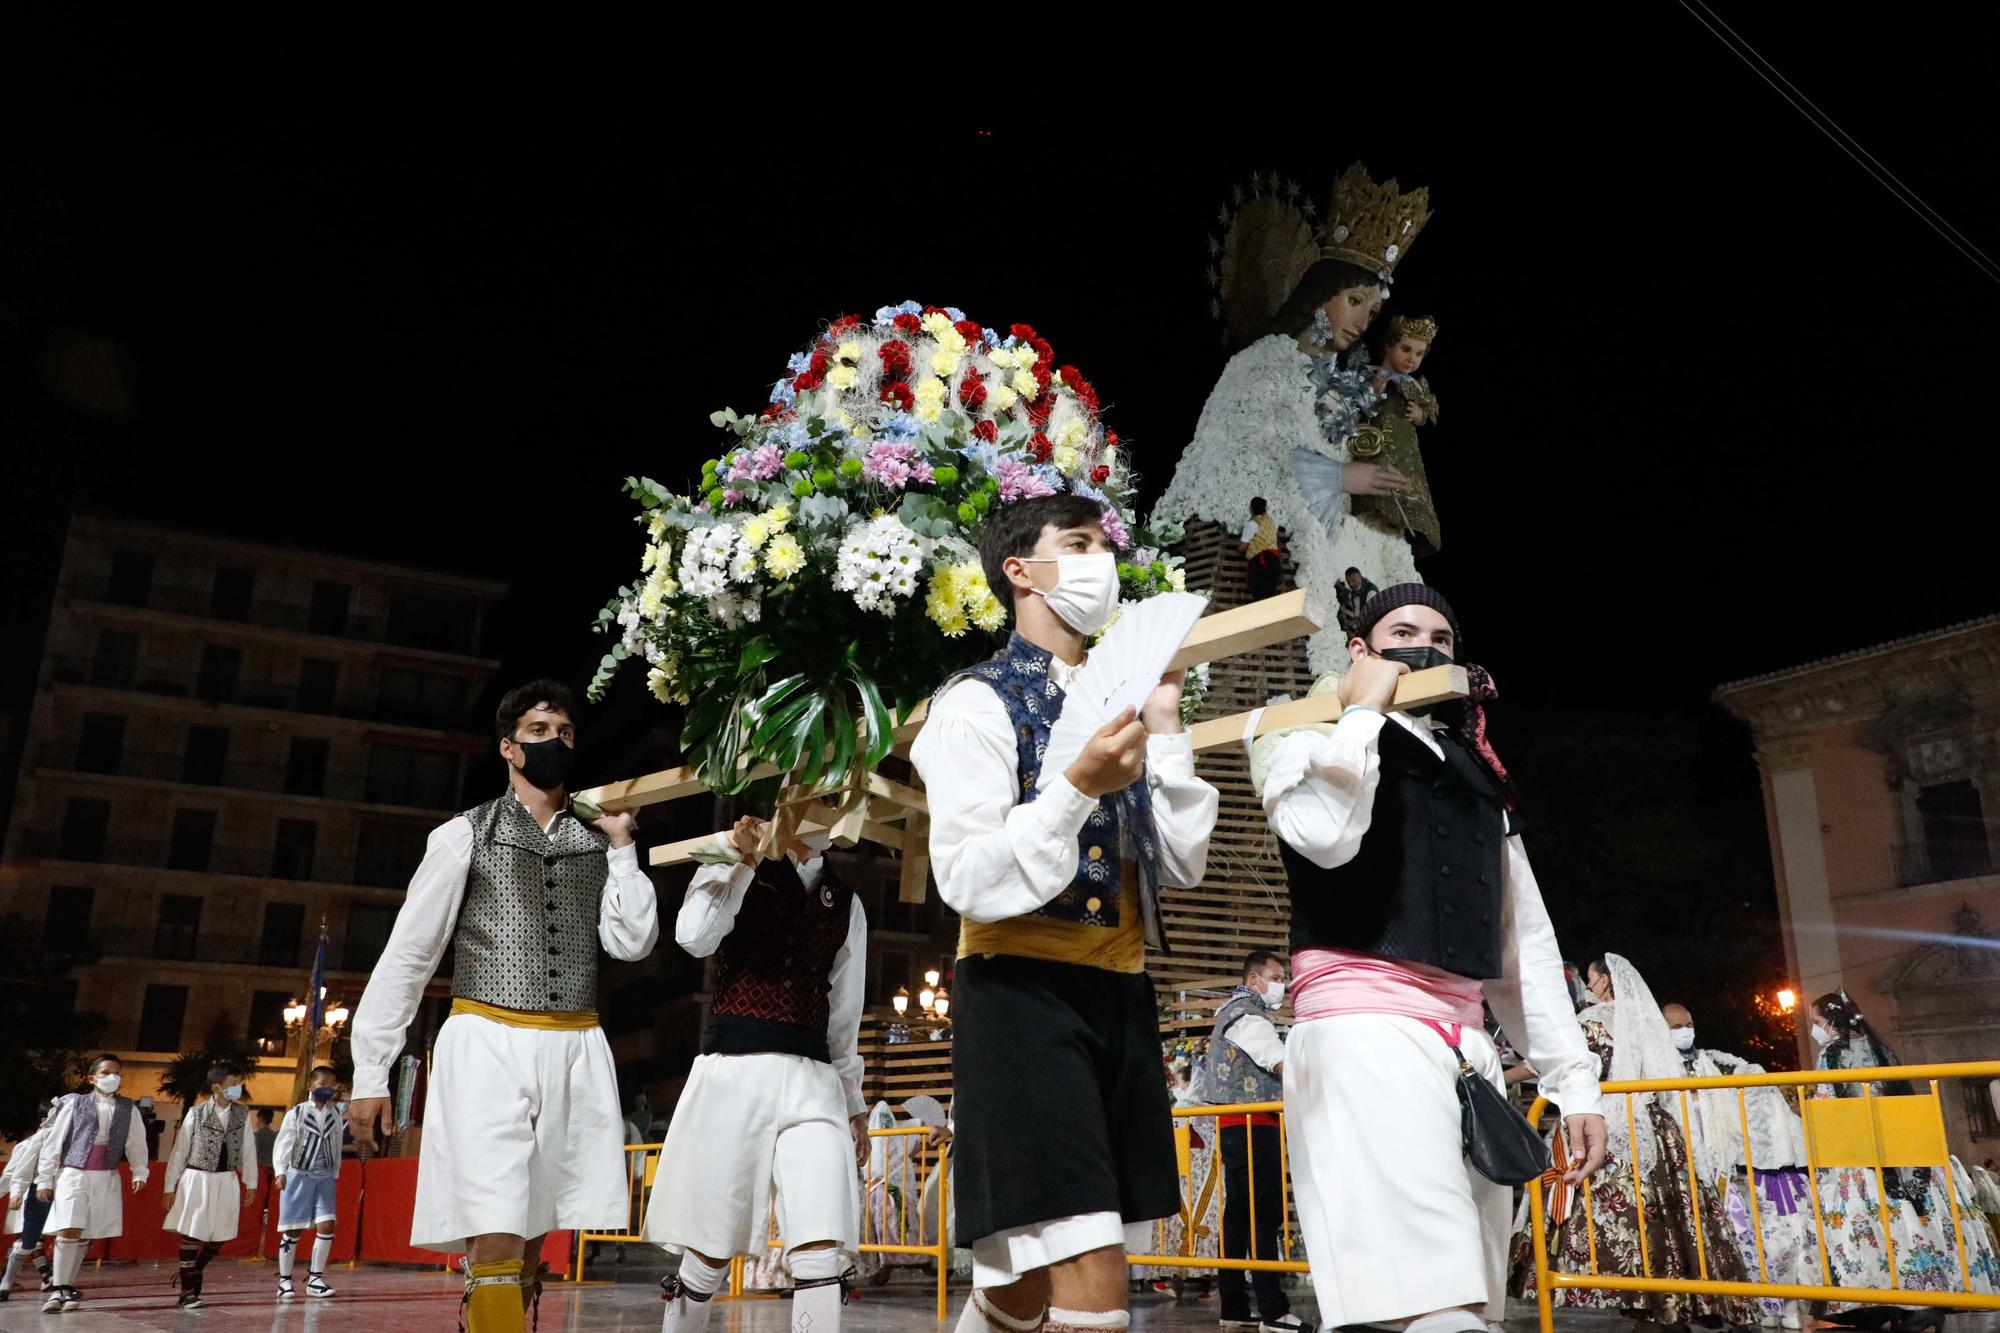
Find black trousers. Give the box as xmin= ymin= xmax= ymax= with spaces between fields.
xmin=1246 ymin=551 xmax=1282 ymax=601
xmin=1218 ymin=1120 xmax=1287 ymax=1321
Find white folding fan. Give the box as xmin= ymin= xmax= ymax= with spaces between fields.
xmin=1035 ymin=591 xmax=1209 ymax=791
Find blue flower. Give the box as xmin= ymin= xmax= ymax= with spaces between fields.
xmin=770 ymin=379 xmax=797 ymax=406
xmin=983 ymin=328 xmax=1005 ymax=348
xmin=880 ymin=413 xmax=921 ymax=444
xmin=1070 ymin=479 xmax=1106 ymax=505
xmin=786 ymin=351 xmax=811 ymax=374
xmin=962 ymin=441 xmax=1001 ymax=474
xmin=873 ymin=300 xmax=924 ymax=328
xmin=944 ymin=307 xmax=966 ymax=323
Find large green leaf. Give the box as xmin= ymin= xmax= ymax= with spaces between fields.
xmin=737 ymin=636 xmax=778 ymax=678
xmin=829 ymin=698 xmax=857 ymax=793
xmin=743 ymin=672 xmax=808 ymax=733
xmin=853 ymin=669 xmax=894 ymax=770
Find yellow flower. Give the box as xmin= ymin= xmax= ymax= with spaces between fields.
xmin=1054 ymin=417 xmax=1089 ymax=450
xmin=836 ymin=339 xmax=861 ymax=363
xmin=827 ymin=364 xmax=858 ymax=391
xmin=971 ymin=593 xmax=1006 ymax=632
xmin=741 ymin=515 xmax=773 ymax=549
xmin=638 ymin=585 xmax=665 ymax=619
xmin=647 ymin=665 xmax=674 ymax=702
xmin=1011 ymin=368 xmax=1039 ymax=400
xmin=766 ymin=503 xmax=791 ymax=529
xmin=641 ymin=542 xmax=660 ymax=573
xmin=764 ymin=533 xmax=806 ymax=580
xmin=921 ymin=311 xmax=953 ymax=339
xmin=646 ymin=511 xmax=668 ymax=540
xmin=914 ymin=376 xmax=948 ymax=424
xmin=991 ymin=384 xmax=1018 ymax=413
xmin=937 ymin=325 xmax=968 ymax=357
xmin=852 ymin=423 xmax=872 ymax=441
xmin=930 ymin=348 xmax=962 ymax=378
xmin=1053 ymin=444 xmax=1083 ymax=476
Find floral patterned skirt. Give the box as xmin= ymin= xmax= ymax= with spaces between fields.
xmin=1510 ymin=1102 xmax=1753 ymax=1325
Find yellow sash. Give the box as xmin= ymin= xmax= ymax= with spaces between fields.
xmin=450 ymin=997 xmax=599 ymax=1031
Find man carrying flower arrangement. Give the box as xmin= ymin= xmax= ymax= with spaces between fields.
xmin=344 ymin=681 xmax=659 ymax=1333
xmin=911 ymin=493 xmax=1219 ymax=1333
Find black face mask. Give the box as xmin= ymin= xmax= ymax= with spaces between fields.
xmin=1370 ymin=644 xmax=1456 ymax=716
xmin=510 ymin=736 xmax=577 ymax=791
xmin=311 ymin=1087 xmax=336 ymax=1104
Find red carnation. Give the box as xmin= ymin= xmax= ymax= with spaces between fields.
xmin=1031 ymin=339 xmax=1054 ymax=372
xmin=1090 ymin=465 xmax=1110 ymax=484
xmin=971 ymin=419 xmax=998 ymax=443
xmin=958 ymin=372 xmax=988 ymax=412
xmin=1028 ymin=397 xmax=1054 ymax=429
xmin=923 ymin=305 xmax=946 ymax=316
xmin=878 ymin=340 xmax=913 ymax=378
xmin=1106 ymin=431 xmax=1120 ymax=448
xmin=954 ymin=319 xmax=983 ymax=346
xmin=829 ymin=314 xmax=860 ymax=332
xmin=1032 ymin=365 xmax=1052 ymax=396
xmin=809 ymin=348 xmax=831 ymax=374
xmin=794 ymin=370 xmax=824 ymax=392
xmin=1009 ymin=322 xmax=1040 ymax=343
xmin=881 ymin=381 xmax=915 ymax=411
xmin=1029 ymin=432 xmax=1054 ymax=462
xmin=893 ymin=313 xmax=922 ymax=335
xmin=1059 ymin=366 xmax=1100 ymax=413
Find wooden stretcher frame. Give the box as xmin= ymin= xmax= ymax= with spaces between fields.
xmin=573 ymin=589 xmax=1466 ymax=874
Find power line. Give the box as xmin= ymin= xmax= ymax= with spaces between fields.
xmin=1677 ymin=0 xmax=2000 ymax=287
xmin=1687 ymin=0 xmax=2000 ymax=278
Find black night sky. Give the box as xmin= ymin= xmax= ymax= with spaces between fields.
xmin=7 ymin=19 xmax=1999 ymax=1057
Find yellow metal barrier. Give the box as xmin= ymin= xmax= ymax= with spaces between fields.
xmin=570 ymin=1130 xmax=953 ymax=1320
xmin=1128 ymin=1102 xmax=1308 ymax=1275
xmin=1526 ymin=1061 xmax=2000 ymax=1333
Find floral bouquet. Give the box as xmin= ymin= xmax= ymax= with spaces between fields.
xmin=592 ymin=302 xmax=1191 ymax=795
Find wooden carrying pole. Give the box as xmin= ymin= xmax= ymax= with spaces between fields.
xmin=590 ymin=591 xmax=1469 ymax=870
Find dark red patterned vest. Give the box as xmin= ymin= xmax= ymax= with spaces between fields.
xmin=703 ymin=854 xmax=854 ymax=1065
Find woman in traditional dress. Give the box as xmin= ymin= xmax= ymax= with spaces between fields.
xmin=1808 ymin=992 xmax=2000 ymax=1333
xmin=1511 ymin=954 xmax=1753 ymax=1329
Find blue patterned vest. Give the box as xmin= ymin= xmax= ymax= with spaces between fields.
xmin=945 ymin=633 xmax=1165 ymax=946
xmin=1197 ymin=987 xmax=1285 ymax=1106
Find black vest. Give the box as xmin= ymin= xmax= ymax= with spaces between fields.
xmin=1283 ymin=720 xmax=1506 ymax=979
xmin=703 ymin=855 xmax=855 ymax=1065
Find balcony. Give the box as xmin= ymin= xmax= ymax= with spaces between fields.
xmin=1892 ymin=832 xmax=1996 ymax=889
xmin=38 ymin=741 xmax=380 ymax=803
xmin=54 ymin=655 xmax=372 ymax=718
xmin=74 ymin=576 xmax=385 ymax=639
xmin=71 ymin=576 xmax=491 ymax=659
xmin=84 ymin=926 xmax=427 ymax=974
xmin=13 ymin=831 xmax=415 ymax=890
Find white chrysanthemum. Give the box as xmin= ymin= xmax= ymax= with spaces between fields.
xmin=833 ymin=514 xmax=930 ymax=615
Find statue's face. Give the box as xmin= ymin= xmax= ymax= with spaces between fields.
xmin=1319 ymin=284 xmax=1381 ymax=351
xmin=1383 ymin=335 xmax=1430 ymax=375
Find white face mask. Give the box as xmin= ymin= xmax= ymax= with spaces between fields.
xmin=95 ymin=1074 xmax=121 ymax=1095
xmin=1020 ymin=553 xmax=1120 ymax=635
xmin=1811 ymin=1022 xmax=1837 ymax=1047
xmin=1261 ymin=979 xmax=1286 ymax=1009
xmin=223 ymin=1084 xmax=245 ymax=1101
xmin=1670 ymin=1026 xmax=1696 ymax=1052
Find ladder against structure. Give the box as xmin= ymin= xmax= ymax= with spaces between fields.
xmin=1147 ymin=520 xmax=1312 ymax=1005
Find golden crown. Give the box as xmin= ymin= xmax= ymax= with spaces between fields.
xmin=1389 ymin=314 xmax=1438 ymax=344
xmin=1319 ymin=162 xmax=1432 ymax=280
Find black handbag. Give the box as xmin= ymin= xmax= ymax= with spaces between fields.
xmin=1422 ymin=1020 xmax=1553 ymax=1186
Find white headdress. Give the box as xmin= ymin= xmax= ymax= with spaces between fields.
xmin=1575 ymin=953 xmax=1686 ymax=1176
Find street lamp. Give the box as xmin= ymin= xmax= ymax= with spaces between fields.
xmin=285 ymin=987 xmax=350 ymax=1061
xmin=1775 ymin=988 xmax=1798 ymax=1015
